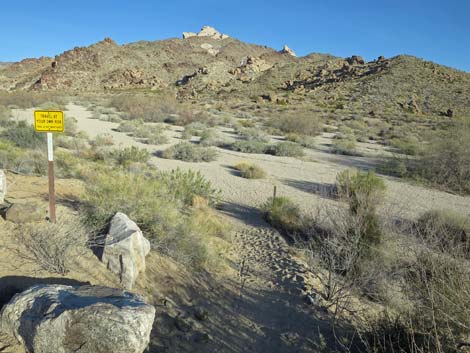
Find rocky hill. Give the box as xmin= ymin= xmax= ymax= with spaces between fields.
xmin=1 ymin=26 xmax=469 ymax=118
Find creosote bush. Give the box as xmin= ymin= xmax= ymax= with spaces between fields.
xmin=336 ymin=170 xmax=386 ymax=256
xmin=234 ymin=162 xmax=266 ymax=179
xmin=267 ymin=142 xmax=305 ymax=157
xmin=261 ymin=196 xmax=304 ymax=236
xmin=161 ymin=142 xmax=218 ymax=162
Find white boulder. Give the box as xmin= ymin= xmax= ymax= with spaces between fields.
xmin=101 ymin=212 xmax=151 ymax=289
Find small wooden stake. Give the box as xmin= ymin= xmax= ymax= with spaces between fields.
xmin=273 ymin=185 xmax=277 ymax=206
xmin=47 ymin=132 xmax=56 ymax=223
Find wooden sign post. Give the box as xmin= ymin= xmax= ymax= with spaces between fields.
xmin=34 ymin=111 xmax=65 ymax=223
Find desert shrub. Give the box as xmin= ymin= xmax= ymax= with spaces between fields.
xmin=336 ymin=170 xmax=386 ymax=255
xmin=331 ymin=134 xmax=359 ymax=155
xmin=90 ymin=133 xmax=114 ymax=147
xmin=0 ymin=105 xmax=11 ymax=125
xmin=238 ymin=119 xmax=255 ymax=128
xmin=269 ymin=113 xmax=322 ymax=136
xmin=237 ymin=127 xmax=270 ymax=143
xmin=159 ymin=168 xmax=220 ymax=206
xmin=165 ymin=110 xmax=214 ymax=126
xmin=199 ymin=129 xmax=227 ymax=147
xmin=143 ymin=133 xmax=169 ymax=145
xmin=161 ymin=142 xmax=218 ymax=162
xmin=234 ymin=162 xmax=266 ymax=179
xmin=267 ymin=142 xmax=305 ymax=157
xmin=416 ymin=210 xmax=470 ymax=254
xmin=412 ymin=117 xmax=470 ymax=194
xmin=0 ymin=141 xmax=45 ymax=175
xmin=2 ymin=121 xmax=44 ymax=149
xmin=110 ymin=146 xmax=150 ymax=167
xmin=377 ymin=156 xmax=408 ymax=178
xmin=116 ymin=119 xmax=144 ymax=133
xmin=389 ymin=136 xmax=420 ymax=155
xmin=12 ymin=217 xmax=87 ymax=275
xmin=285 ymin=133 xmax=316 ymax=148
xmin=261 ymin=196 xmax=303 ymax=236
xmin=230 ymin=140 xmax=269 ymax=154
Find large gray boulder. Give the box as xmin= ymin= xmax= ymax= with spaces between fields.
xmin=102 ymin=212 xmax=151 ymax=290
xmin=0 ymin=170 xmax=6 ymax=204
xmin=0 ymin=285 xmax=155 ymax=353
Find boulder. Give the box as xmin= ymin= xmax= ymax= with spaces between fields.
xmin=182 ymin=32 xmax=197 ymax=39
xmin=182 ymin=26 xmax=229 ymax=40
xmin=0 ymin=285 xmax=155 ymax=353
xmin=4 ymin=203 xmax=44 ymax=223
xmin=280 ymin=45 xmax=297 ymax=57
xmin=101 ymin=212 xmax=151 ymax=290
xmin=0 ymin=170 xmax=5 ymax=204
xmin=346 ymin=55 xmax=365 ymax=65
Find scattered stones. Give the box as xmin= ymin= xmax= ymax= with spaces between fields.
xmin=0 ymin=284 xmax=155 ymax=353
xmin=0 ymin=170 xmax=6 ymax=204
xmin=4 ymin=203 xmax=44 ymax=224
xmin=280 ymin=45 xmax=297 ymax=57
xmin=101 ymin=212 xmax=151 ymax=290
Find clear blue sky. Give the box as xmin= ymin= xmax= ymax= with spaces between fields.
xmin=1 ymin=0 xmax=469 ymax=71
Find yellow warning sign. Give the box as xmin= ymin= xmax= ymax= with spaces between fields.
xmin=34 ymin=111 xmax=64 ymax=132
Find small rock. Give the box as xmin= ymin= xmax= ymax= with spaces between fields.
xmin=193 ymin=332 xmax=210 ymax=343
xmin=193 ymin=307 xmax=208 ymax=321
xmin=174 ymin=317 xmax=192 ymax=332
xmin=304 ymin=293 xmax=317 ymax=306
xmin=5 ymin=203 xmax=44 ymax=224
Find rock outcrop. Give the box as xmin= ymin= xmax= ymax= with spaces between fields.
xmin=4 ymin=203 xmax=44 ymax=223
xmin=182 ymin=26 xmax=229 ymax=40
xmin=101 ymin=212 xmax=151 ymax=289
xmin=0 ymin=284 xmax=155 ymax=353
xmin=0 ymin=170 xmax=5 ymax=204
xmin=280 ymin=45 xmax=296 ymax=57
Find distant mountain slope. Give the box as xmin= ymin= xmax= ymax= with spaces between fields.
xmin=1 ymin=26 xmax=469 ymax=118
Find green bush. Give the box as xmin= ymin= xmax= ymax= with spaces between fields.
xmin=234 ymin=162 xmax=266 ymax=179
xmin=331 ymin=135 xmax=359 ymax=155
xmin=336 ymin=170 xmax=386 ymax=253
xmin=261 ymin=196 xmax=303 ymax=236
xmin=110 ymin=146 xmax=150 ymax=167
xmin=0 ymin=105 xmax=11 ymax=125
xmin=267 ymin=142 xmax=305 ymax=157
xmin=230 ymin=140 xmax=269 ymax=154
xmin=199 ymin=129 xmax=227 ymax=147
xmin=237 ymin=127 xmax=270 ymax=143
xmin=160 ymin=168 xmax=220 ymax=206
xmin=0 ymin=140 xmax=45 ymax=175
xmin=2 ymin=121 xmax=44 ymax=149
xmin=162 ymin=142 xmax=218 ymax=162
xmin=285 ymin=133 xmax=316 ymax=148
